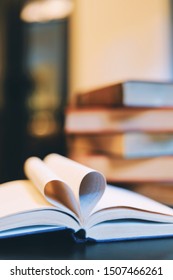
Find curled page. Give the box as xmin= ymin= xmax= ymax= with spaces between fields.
xmin=24 ymin=157 xmax=80 ymax=217
xmin=44 ymin=154 xmax=106 ymax=219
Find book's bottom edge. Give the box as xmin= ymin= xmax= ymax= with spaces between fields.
xmin=0 ymin=226 xmax=71 ymax=240
xmin=89 ymin=234 xmax=173 ymax=243
xmin=1 ymin=227 xmax=173 ymax=244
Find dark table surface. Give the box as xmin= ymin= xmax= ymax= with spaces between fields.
xmin=1 ymin=229 xmax=173 ymax=260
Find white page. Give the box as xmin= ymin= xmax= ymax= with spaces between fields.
xmin=91 ymin=184 xmax=173 ymax=216
xmin=44 ymin=154 xmax=106 ymax=217
xmin=24 ymin=157 xmax=62 ymax=195
xmin=0 ymin=180 xmax=53 ymax=218
xmin=24 ymin=157 xmax=81 ymax=216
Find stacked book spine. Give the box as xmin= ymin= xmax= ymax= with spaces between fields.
xmin=65 ymin=80 xmax=173 ymax=205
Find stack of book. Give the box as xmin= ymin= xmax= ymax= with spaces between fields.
xmin=65 ymin=80 xmax=173 ymax=205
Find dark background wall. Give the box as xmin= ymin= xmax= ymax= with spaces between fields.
xmin=0 ymin=0 xmax=68 ymax=183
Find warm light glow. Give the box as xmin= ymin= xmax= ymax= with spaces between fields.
xmin=20 ymin=0 xmax=74 ymax=23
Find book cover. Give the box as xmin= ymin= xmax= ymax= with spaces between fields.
xmin=75 ymin=80 xmax=173 ymax=108
xmin=67 ymin=133 xmax=173 ymax=158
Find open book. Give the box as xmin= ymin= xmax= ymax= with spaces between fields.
xmin=1 ymin=153 xmax=173 ymax=242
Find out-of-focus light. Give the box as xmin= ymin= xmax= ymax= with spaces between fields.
xmin=20 ymin=0 xmax=74 ymax=23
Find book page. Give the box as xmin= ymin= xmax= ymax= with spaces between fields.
xmin=0 ymin=180 xmax=81 ymax=233
xmin=91 ymin=184 xmax=173 ymax=216
xmin=0 ymin=180 xmax=53 ymax=218
xmin=24 ymin=154 xmax=106 ymax=219
xmin=44 ymin=154 xmax=106 ymax=218
xmin=24 ymin=157 xmax=80 ymax=217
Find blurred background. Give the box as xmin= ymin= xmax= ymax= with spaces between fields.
xmin=0 ymin=0 xmax=173 ymax=183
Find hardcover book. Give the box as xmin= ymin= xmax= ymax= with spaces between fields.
xmin=69 ymin=154 xmax=173 ymax=184
xmin=1 ymin=154 xmax=173 ymax=242
xmin=76 ymin=80 xmax=173 ymax=108
xmin=65 ymin=108 xmax=173 ymax=134
xmin=67 ymin=133 xmax=173 ymax=158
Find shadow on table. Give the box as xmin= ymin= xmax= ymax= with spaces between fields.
xmin=0 ymin=229 xmax=173 ymax=260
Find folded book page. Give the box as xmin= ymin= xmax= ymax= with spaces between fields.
xmin=25 ymin=154 xmax=106 ymax=220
